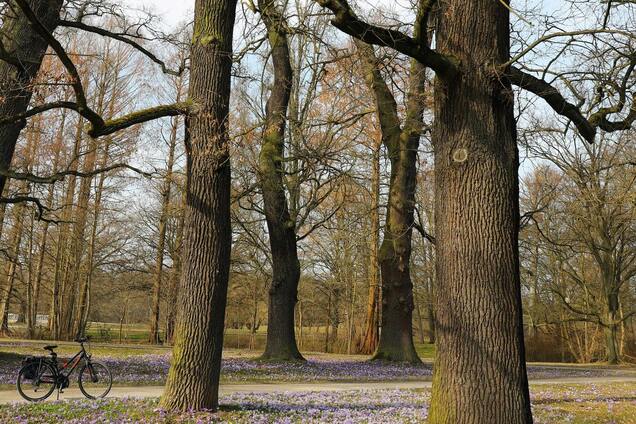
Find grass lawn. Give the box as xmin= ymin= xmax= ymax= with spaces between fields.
xmin=414 ymin=343 xmax=435 ymax=361
xmin=1 ymin=383 xmax=634 ymax=423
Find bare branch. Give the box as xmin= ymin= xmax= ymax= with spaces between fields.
xmin=0 ymin=163 xmax=153 ymax=184
xmin=508 ymin=66 xmax=597 ymax=142
xmin=58 ymin=19 xmax=185 ymax=76
xmin=315 ymin=0 xmax=459 ymax=80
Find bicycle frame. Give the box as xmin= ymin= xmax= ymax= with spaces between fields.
xmin=57 ymin=346 xmax=90 ymax=379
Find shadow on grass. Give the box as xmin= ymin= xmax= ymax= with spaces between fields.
xmin=218 ymin=400 xmax=425 ymax=413
xmin=0 ymin=351 xmax=26 ymax=362
xmin=533 ymin=396 xmax=636 ymax=405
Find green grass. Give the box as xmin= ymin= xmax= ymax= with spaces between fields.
xmin=414 ymin=342 xmax=436 ymax=360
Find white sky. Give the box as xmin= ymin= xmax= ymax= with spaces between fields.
xmin=126 ymin=0 xmax=194 ymax=28
xmin=124 ymin=0 xmax=416 ymax=29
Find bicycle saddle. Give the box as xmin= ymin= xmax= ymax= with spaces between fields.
xmin=43 ymin=345 xmax=57 ymax=351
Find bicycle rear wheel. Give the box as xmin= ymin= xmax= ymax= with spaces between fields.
xmin=78 ymin=361 xmax=112 ymax=399
xmin=17 ymin=361 xmax=56 ymax=402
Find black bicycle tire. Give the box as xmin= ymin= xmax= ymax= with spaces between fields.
xmin=16 ymin=361 xmax=56 ymax=402
xmin=78 ymin=362 xmax=112 ymax=399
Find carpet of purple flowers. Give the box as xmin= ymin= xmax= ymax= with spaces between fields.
xmin=0 ymin=349 xmax=435 ymax=386
xmin=1 ymin=383 xmax=634 ymax=423
xmin=1 ymin=346 xmax=631 ymax=388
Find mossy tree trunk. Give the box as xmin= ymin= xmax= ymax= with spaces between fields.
xmin=257 ymin=0 xmax=303 ymax=361
xmin=0 ymin=0 xmax=63 ymax=195
xmin=160 ymin=0 xmax=236 ymax=411
xmin=355 ymin=35 xmax=426 ymax=363
xmin=428 ymin=0 xmax=532 ymax=422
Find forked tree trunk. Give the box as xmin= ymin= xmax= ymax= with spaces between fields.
xmin=428 ymin=1 xmax=532 ymax=422
xmin=258 ymin=0 xmax=303 ymax=362
xmin=0 ymin=0 xmax=63 ymax=194
xmin=356 ymin=37 xmax=425 ymax=363
xmin=160 ymin=0 xmax=236 ymax=411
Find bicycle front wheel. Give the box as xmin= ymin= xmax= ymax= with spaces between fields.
xmin=17 ymin=361 xmax=56 ymax=402
xmin=78 ymin=362 xmax=112 ymax=399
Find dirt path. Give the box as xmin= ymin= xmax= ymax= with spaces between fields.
xmin=1 ymin=376 xmax=636 ymax=404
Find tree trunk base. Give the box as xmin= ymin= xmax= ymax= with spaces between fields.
xmin=371 ymin=346 xmax=421 ymax=364
xmin=260 ymin=346 xmax=305 ymax=362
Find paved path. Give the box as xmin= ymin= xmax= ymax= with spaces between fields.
xmin=2 ymin=376 xmax=636 ymax=404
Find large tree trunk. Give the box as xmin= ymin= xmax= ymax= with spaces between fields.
xmin=428 ymin=1 xmax=532 ymax=422
xmin=0 ymin=0 xmax=63 ymax=194
xmin=149 ymin=111 xmax=180 ymax=344
xmin=258 ymin=0 xmax=303 ymax=362
xmin=160 ymin=0 xmax=236 ymax=411
xmin=356 ymin=38 xmax=425 ymax=363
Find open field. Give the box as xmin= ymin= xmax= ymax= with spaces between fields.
xmin=7 ymin=322 xmax=441 ymax=360
xmin=1 ymin=383 xmax=635 ymax=423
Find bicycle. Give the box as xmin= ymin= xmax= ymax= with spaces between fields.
xmin=16 ymin=336 xmax=112 ymax=402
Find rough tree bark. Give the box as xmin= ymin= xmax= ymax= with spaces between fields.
xmin=257 ymin=0 xmax=303 ymax=362
xmin=0 ymin=0 xmax=63 ymax=195
xmin=429 ymin=1 xmax=532 ymax=422
xmin=160 ymin=0 xmax=236 ymax=411
xmin=356 ymin=38 xmax=425 ymax=363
